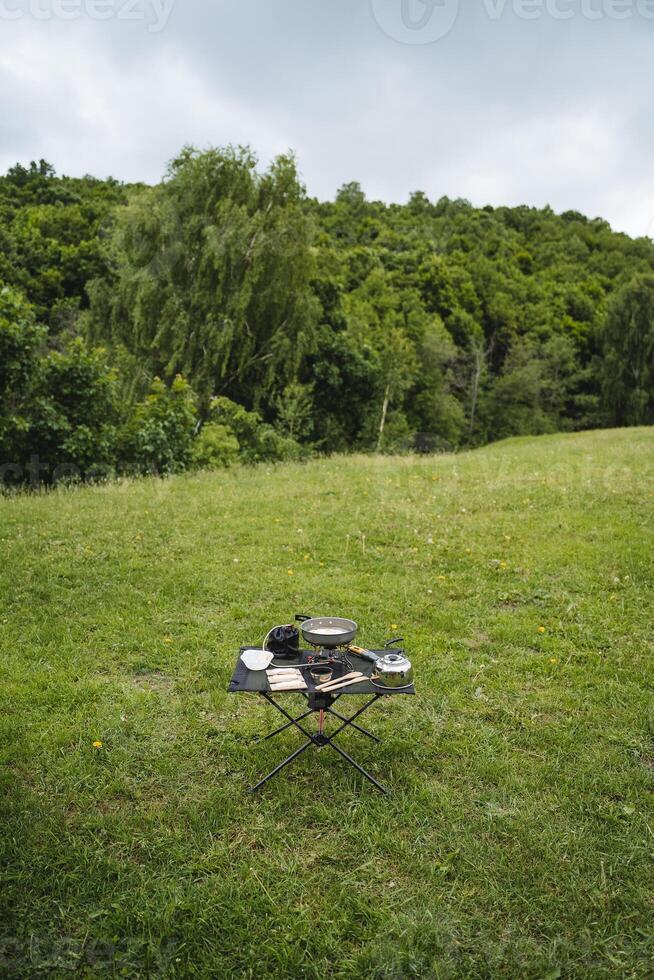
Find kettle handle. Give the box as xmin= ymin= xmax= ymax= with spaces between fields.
xmin=384 ymin=636 xmax=404 ymax=648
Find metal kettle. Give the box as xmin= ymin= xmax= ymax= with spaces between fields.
xmin=372 ymin=651 xmax=413 ymax=689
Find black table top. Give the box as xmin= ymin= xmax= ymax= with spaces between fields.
xmin=228 ymin=648 xmax=416 ymax=696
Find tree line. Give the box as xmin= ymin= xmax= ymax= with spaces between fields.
xmin=1 ymin=148 xmax=653 ymax=485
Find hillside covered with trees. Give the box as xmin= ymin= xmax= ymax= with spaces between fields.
xmin=1 ymin=148 xmax=653 ymax=484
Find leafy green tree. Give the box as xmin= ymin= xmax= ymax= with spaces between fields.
xmin=28 ymin=339 xmax=120 ymax=480
xmin=209 ymin=396 xmax=301 ymax=463
xmin=0 ymin=162 xmax=130 ymax=327
xmin=375 ymin=328 xmax=417 ymax=450
xmin=85 ymin=146 xmax=319 ymax=412
xmin=487 ymin=334 xmax=582 ymax=439
xmin=118 ymin=376 xmax=197 ymax=475
xmin=304 ymin=326 xmax=379 ymax=452
xmin=274 ymin=382 xmax=314 ymax=441
xmin=602 ymin=273 xmax=654 ymax=425
xmin=4 ymin=150 xmax=654 ymax=470
xmin=0 ymin=284 xmax=44 ymax=461
xmin=192 ymin=422 xmax=240 ymax=470
xmin=409 ymin=317 xmax=465 ymax=450
xmin=1 ymin=283 xmax=121 ymax=482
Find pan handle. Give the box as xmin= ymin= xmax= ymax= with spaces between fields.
xmin=384 ymin=636 xmax=404 ymax=648
xmin=295 ymin=614 xmax=312 ymax=623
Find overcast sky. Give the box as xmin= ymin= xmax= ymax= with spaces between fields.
xmin=0 ymin=0 xmax=652 ymax=237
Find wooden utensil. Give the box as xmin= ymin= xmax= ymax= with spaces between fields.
xmin=316 ymin=675 xmax=368 ymax=694
xmin=314 ymin=670 xmax=360 ymax=691
xmin=314 ymin=671 xmax=366 ymax=692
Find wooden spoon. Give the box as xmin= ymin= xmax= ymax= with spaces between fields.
xmin=315 ymin=671 xmax=366 ymax=692
xmin=317 ymin=675 xmax=367 ymax=694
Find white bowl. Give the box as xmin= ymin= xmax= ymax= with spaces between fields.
xmin=241 ymin=648 xmax=274 ymax=671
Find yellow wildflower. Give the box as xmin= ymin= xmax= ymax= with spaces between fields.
xmin=92 ymin=740 xmax=103 ymax=749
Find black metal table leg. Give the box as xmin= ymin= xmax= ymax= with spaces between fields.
xmin=260 ymin=693 xmax=315 ymax=741
xmin=251 ymin=691 xmax=388 ymax=794
xmin=258 ymin=707 xmax=314 ymax=742
xmin=249 ymin=739 xmax=313 ymax=793
xmin=328 ymin=696 xmax=382 ymax=739
xmin=327 ymin=740 xmax=388 ymax=794
xmin=325 ymin=706 xmax=380 ymax=743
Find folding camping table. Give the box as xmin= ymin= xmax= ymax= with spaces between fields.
xmin=228 ymin=648 xmax=415 ymax=794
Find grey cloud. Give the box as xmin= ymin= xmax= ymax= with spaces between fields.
xmin=0 ymin=0 xmax=652 ymax=235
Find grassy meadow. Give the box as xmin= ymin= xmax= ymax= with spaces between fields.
xmin=1 ymin=428 xmax=653 ymax=978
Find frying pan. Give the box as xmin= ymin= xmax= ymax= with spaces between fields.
xmin=295 ymin=615 xmax=357 ymax=648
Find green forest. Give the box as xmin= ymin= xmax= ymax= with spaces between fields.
xmin=2 ymin=147 xmax=654 ymax=485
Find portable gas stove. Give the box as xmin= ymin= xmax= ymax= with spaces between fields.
xmin=227 ymin=615 xmax=416 ymax=794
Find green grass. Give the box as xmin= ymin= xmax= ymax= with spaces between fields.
xmin=1 ymin=428 xmax=653 ymax=978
